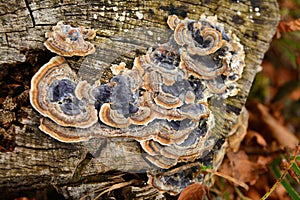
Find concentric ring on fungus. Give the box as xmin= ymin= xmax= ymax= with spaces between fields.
xmin=30 ymin=14 xmax=245 ymax=195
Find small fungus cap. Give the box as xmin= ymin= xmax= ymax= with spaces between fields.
xmin=44 ymin=21 xmax=96 ymax=57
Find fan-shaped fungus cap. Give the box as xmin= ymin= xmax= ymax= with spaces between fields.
xmin=147 ymin=162 xmax=206 ymax=195
xmin=172 ymin=16 xmax=224 ymax=56
xmin=30 ymin=56 xmax=98 ymax=128
xmin=74 ymin=80 xmax=99 ymax=103
xmin=167 ymin=15 xmax=180 ymax=30
xmin=39 ymin=118 xmax=91 ymax=142
xmin=154 ymin=92 xmax=183 ymax=109
xmin=206 ymin=76 xmax=227 ymax=94
xmin=99 ymin=103 xmax=131 ymax=128
xmin=188 ymin=27 xmax=224 ymax=56
xmin=44 ymin=21 xmax=96 ymax=57
xmin=130 ymin=106 xmax=155 ymax=125
xmin=180 ymin=52 xmax=228 ymax=80
xmin=110 ymin=62 xmax=127 ymax=75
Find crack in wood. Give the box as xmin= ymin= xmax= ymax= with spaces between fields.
xmin=16 ymin=145 xmax=78 ymax=151
xmin=71 ymin=152 xmax=94 ymax=182
xmin=0 ymin=8 xmax=26 ymax=17
xmin=4 ymin=33 xmax=9 ymax=46
xmin=24 ymin=0 xmax=36 ymax=27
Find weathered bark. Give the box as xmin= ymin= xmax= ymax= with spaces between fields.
xmin=0 ymin=0 xmax=280 ymax=199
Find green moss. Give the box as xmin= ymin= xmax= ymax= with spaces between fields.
xmin=248 ymin=72 xmax=271 ymax=103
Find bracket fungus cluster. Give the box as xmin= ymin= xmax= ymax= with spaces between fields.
xmin=30 ymin=15 xmax=245 ymax=194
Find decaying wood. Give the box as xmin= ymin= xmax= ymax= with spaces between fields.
xmin=0 ymin=0 xmax=280 ymax=199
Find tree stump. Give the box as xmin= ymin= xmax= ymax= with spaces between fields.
xmin=0 ymin=0 xmax=280 ymax=199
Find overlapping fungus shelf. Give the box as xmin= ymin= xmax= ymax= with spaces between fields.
xmin=30 ymin=14 xmax=245 ymax=194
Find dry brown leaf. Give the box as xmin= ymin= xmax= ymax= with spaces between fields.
xmin=178 ymin=183 xmax=211 ymax=200
xmin=245 ymin=130 xmax=267 ymax=147
xmin=244 ymin=187 xmax=261 ymax=200
xmin=289 ymin=85 xmax=300 ymax=100
xmin=279 ymin=0 xmax=298 ymax=10
xmin=270 ymin=102 xmax=285 ymax=124
xmin=274 ymin=67 xmax=297 ymax=87
xmin=261 ymin=60 xmax=275 ymax=78
xmin=256 ymin=103 xmax=298 ymax=149
xmin=257 ymin=156 xmax=272 ymax=168
xmin=276 ymin=18 xmax=300 ymax=38
xmin=272 ymin=184 xmax=290 ymax=200
xmin=220 ymin=150 xmax=268 ymax=186
xmin=251 ymin=174 xmax=270 ymax=197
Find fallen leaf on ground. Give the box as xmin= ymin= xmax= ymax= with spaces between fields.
xmin=247 ymin=102 xmax=298 ymax=149
xmin=244 ymin=187 xmax=261 ymax=200
xmin=219 ymin=150 xmax=268 ymax=186
xmin=245 ymin=130 xmax=267 ymax=147
xmin=178 ymin=183 xmax=211 ymax=200
xmin=289 ymin=85 xmax=300 ymax=100
xmin=276 ymin=18 xmax=300 ymax=38
xmin=272 ymin=184 xmax=290 ymax=200
xmin=256 ymin=103 xmax=298 ymax=149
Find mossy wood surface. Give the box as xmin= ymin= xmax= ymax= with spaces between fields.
xmin=0 ymin=0 xmax=279 ymax=199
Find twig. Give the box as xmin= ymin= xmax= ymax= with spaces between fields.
xmin=204 ymin=168 xmax=249 ymax=190
xmin=94 ymin=179 xmax=137 ymax=200
xmin=261 ymin=146 xmax=299 ymax=200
